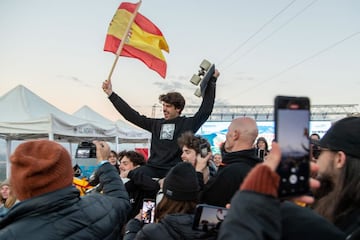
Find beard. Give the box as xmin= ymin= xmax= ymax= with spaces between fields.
xmin=313 ymin=173 xmax=335 ymax=200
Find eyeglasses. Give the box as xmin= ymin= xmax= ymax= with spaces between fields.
xmin=312 ymin=147 xmax=337 ymax=160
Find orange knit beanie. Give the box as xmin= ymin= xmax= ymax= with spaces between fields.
xmin=10 ymin=140 xmax=73 ymax=201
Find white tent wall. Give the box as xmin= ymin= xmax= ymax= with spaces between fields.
xmin=0 ymin=85 xmax=143 ymax=180
xmin=73 ymin=105 xmax=151 ymax=150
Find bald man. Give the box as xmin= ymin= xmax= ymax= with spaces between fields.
xmin=198 ymin=117 xmax=262 ymax=207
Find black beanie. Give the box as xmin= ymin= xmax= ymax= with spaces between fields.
xmin=163 ymin=162 xmax=200 ymax=201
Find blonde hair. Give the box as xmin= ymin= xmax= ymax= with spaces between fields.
xmin=1 ymin=183 xmax=17 ymax=208
xmin=4 ymin=191 xmax=17 ymax=208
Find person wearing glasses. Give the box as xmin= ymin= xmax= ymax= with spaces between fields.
xmin=311 ymin=117 xmax=360 ymax=239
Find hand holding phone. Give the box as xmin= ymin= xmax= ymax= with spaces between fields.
xmin=265 ymin=142 xmax=319 ymax=205
xmin=199 ymin=143 xmax=209 ymax=158
xmin=192 ymin=204 xmax=228 ymax=231
xmin=274 ymin=96 xmax=310 ymax=198
xmin=141 ymin=199 xmax=156 ymax=224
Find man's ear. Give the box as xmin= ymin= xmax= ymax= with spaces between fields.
xmin=334 ymin=151 xmax=347 ymax=169
xmin=233 ymin=130 xmax=240 ymax=140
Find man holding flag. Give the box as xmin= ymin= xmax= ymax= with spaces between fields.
xmin=102 ymin=1 xmax=220 ymax=178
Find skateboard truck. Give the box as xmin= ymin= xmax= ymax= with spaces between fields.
xmin=190 ymin=59 xmax=215 ymax=97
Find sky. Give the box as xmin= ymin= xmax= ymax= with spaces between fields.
xmin=1 ymin=0 xmax=359 ymax=121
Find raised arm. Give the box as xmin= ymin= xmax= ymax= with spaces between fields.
xmin=192 ymin=69 xmax=219 ymax=130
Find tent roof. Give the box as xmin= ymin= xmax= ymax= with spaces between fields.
xmin=73 ymin=105 xmax=114 ymax=125
xmin=73 ymin=105 xmax=151 ymax=142
xmin=0 ymin=85 xmax=118 ymax=142
xmin=0 ymin=85 xmax=74 ymax=122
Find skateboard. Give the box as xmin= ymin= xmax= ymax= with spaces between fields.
xmin=190 ymin=59 xmax=215 ymax=97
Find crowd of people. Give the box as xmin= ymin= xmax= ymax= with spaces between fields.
xmin=0 ymin=68 xmax=358 ymax=239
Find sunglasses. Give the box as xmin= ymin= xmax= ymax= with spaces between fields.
xmin=312 ymin=146 xmax=337 ymax=160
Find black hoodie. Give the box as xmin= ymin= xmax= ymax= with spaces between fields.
xmin=199 ymin=148 xmax=262 ymax=207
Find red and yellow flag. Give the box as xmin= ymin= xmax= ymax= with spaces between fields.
xmin=104 ymin=2 xmax=169 ymax=78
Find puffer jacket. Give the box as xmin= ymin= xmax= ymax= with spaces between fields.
xmin=0 ymin=163 xmax=130 ymax=240
xmin=219 ymin=188 xmax=346 ymax=240
xmin=124 ymin=214 xmax=217 ymax=240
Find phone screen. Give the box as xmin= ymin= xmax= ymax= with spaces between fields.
xmin=75 ymin=142 xmax=97 ymax=158
xmin=142 ymin=199 xmax=156 ymax=224
xmin=75 ymin=149 xmax=91 ymax=158
xmin=193 ymin=204 xmax=228 ymax=231
xmin=258 ymin=149 xmax=265 ymax=160
xmin=275 ymin=96 xmax=310 ymax=198
xmin=199 ymin=143 xmax=208 ymax=158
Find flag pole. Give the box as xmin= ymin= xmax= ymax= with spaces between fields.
xmin=107 ymin=0 xmax=142 ymax=81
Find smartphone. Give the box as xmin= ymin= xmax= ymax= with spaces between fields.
xmin=199 ymin=143 xmax=208 ymax=158
xmin=192 ymin=204 xmax=228 ymax=231
xmin=141 ymin=199 xmax=156 ymax=224
xmin=258 ymin=149 xmax=265 ymax=160
xmin=274 ymin=96 xmax=310 ymax=198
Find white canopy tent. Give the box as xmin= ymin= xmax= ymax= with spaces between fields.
xmin=115 ymin=119 xmax=151 ymax=144
xmin=0 ymin=85 xmax=127 ymax=176
xmin=73 ymin=105 xmax=151 ymax=145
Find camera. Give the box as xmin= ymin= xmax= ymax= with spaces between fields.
xmin=75 ymin=141 xmax=97 ymax=158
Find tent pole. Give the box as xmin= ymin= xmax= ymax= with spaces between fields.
xmin=49 ymin=132 xmax=54 ymax=141
xmin=115 ymin=136 xmax=119 ymax=153
xmin=69 ymin=142 xmax=73 ymax=158
xmin=5 ymin=139 xmax=11 ymax=179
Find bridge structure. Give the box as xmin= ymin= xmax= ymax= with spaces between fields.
xmin=152 ymin=104 xmax=360 ymax=122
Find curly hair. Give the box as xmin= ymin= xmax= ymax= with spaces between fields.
xmin=118 ymin=150 xmax=146 ymax=166
xmin=177 ymin=131 xmax=211 ymax=154
xmin=159 ymin=92 xmax=185 ymax=114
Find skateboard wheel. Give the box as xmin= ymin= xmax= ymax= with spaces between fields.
xmin=194 ymin=88 xmax=202 ymax=97
xmin=190 ymin=74 xmax=201 ymax=86
xmin=200 ymin=59 xmax=211 ymax=70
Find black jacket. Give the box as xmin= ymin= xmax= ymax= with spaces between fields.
xmin=125 ymin=170 xmax=160 ymax=220
xmin=335 ymin=208 xmax=360 ymax=237
xmin=124 ymin=214 xmax=217 ymax=240
xmin=108 ymin=79 xmax=216 ymax=171
xmin=200 ymin=149 xmax=262 ymax=207
xmin=219 ymin=191 xmax=346 ymax=240
xmin=0 ymin=163 xmax=130 ymax=240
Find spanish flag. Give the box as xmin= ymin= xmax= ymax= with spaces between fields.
xmin=104 ymin=2 xmax=169 ymax=78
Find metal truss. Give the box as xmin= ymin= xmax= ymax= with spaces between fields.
xmin=180 ymin=104 xmax=360 ymax=121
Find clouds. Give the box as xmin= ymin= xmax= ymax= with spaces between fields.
xmin=56 ymin=75 xmax=95 ymax=88
xmin=153 ymin=76 xmax=194 ymax=92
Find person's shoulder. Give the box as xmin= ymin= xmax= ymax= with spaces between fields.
xmin=220 ymin=161 xmax=254 ymax=172
xmin=0 ymin=227 xmax=16 ymax=239
xmin=139 ymin=221 xmax=171 ymax=239
xmin=280 ymin=201 xmax=346 ymax=240
xmin=80 ymin=192 xmax=116 ymax=208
